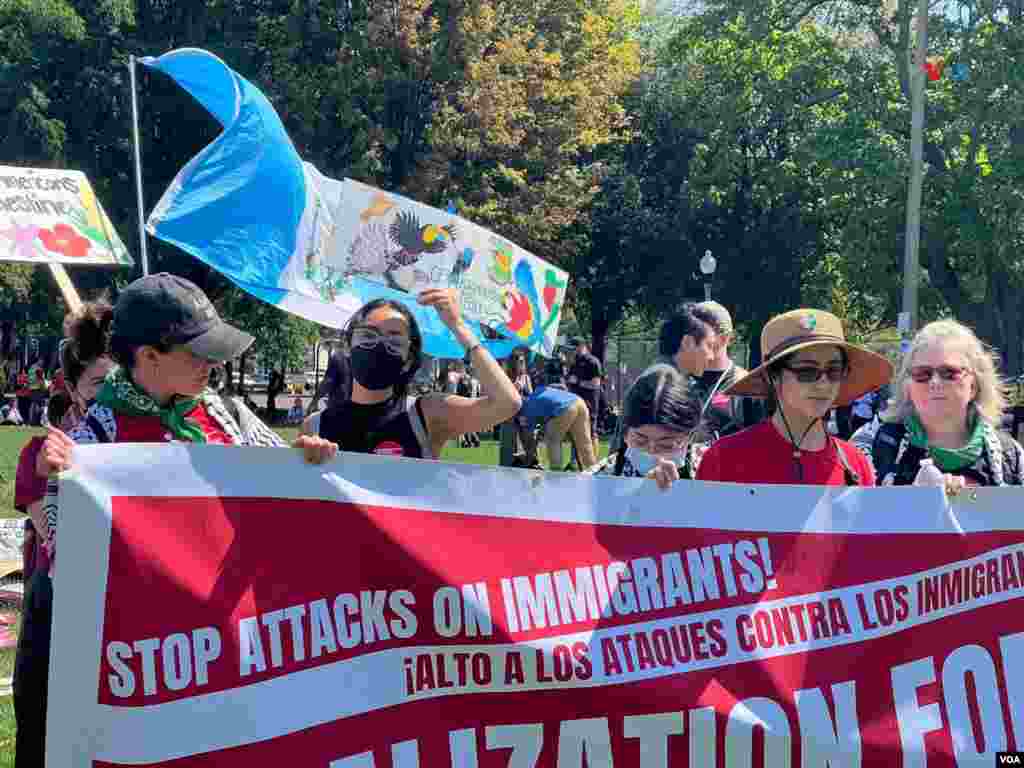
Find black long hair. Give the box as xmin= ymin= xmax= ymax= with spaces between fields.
xmin=614 ymin=368 xmax=703 ymax=475
xmin=330 ymin=298 xmax=424 ymax=407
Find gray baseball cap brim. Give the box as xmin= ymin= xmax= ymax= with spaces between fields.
xmin=182 ymin=321 xmax=255 ymax=363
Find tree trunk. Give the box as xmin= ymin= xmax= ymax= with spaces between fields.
xmin=972 ymin=270 xmax=1023 ymax=377
xmin=590 ymin=312 xmax=611 ymax=365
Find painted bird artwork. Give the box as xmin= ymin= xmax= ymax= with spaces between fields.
xmin=496 ymin=260 xmax=563 ymax=354
xmin=449 ymin=247 xmax=475 ymax=287
xmin=383 ymin=210 xmax=458 ymax=291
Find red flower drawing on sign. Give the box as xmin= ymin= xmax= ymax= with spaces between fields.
xmin=38 ymin=223 xmax=91 ymax=258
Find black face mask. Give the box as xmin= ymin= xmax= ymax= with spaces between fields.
xmin=350 ymin=345 xmax=407 ymax=391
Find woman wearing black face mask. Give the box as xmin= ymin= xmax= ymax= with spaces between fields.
xmin=302 ymin=289 xmax=523 ymax=459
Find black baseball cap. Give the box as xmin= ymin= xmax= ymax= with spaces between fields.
xmin=111 ymin=273 xmax=254 ymax=362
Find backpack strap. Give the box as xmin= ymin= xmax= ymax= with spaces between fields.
xmin=405 ymin=396 xmax=434 ymax=459
xmin=832 ymin=438 xmax=861 ymax=486
xmin=871 ymin=422 xmax=908 ymax=483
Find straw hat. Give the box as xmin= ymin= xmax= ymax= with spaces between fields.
xmin=724 ymin=309 xmax=894 ymax=406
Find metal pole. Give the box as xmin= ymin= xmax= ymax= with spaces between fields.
xmin=902 ymin=0 xmax=929 ymax=336
xmin=313 ymin=341 xmax=322 ymax=399
xmin=704 ymin=282 xmax=712 ymax=301
xmin=129 ymin=55 xmax=150 ymax=276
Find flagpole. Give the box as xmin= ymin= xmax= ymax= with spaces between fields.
xmin=129 ymin=55 xmax=150 ymax=276
xmin=902 ymin=0 xmax=929 ymax=337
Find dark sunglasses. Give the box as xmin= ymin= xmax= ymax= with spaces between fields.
xmin=783 ymin=365 xmax=849 ymax=384
xmin=909 ymin=365 xmax=971 ymax=384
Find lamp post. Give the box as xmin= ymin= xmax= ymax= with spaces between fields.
xmin=699 ymin=249 xmax=717 ymax=301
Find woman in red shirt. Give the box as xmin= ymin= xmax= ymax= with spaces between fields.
xmin=697 ymin=309 xmax=893 ymax=486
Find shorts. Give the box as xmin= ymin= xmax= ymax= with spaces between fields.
xmin=574 ymin=389 xmax=599 ymax=435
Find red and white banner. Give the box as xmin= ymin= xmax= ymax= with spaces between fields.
xmin=49 ymin=445 xmax=1024 ymax=767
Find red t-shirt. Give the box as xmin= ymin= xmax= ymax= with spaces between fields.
xmin=696 ymin=421 xmax=876 ymax=486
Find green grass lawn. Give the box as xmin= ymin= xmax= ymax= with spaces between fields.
xmin=0 ymin=424 xmax=607 ymax=763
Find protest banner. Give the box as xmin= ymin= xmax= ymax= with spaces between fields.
xmin=0 ymin=166 xmax=132 ymax=267
xmin=138 ymin=48 xmax=564 ymax=357
xmin=50 ymin=445 xmax=1024 ymax=767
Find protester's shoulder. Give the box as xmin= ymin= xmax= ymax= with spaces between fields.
xmin=206 ymin=393 xmax=285 ymax=447
xmin=17 ymin=435 xmax=45 ymax=462
xmin=995 ymin=430 xmax=1024 ymax=484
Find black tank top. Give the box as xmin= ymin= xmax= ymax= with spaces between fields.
xmin=315 ymin=396 xmax=432 ymax=459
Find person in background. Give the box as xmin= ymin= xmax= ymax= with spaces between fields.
xmin=690 ymin=300 xmax=761 ymax=439
xmin=518 ymin=359 xmax=597 ymax=470
xmin=505 ymin=349 xmax=537 ymax=462
xmin=303 ymin=289 xmax=521 ymax=459
xmin=27 ymin=359 xmax=47 ymax=426
xmin=850 ymin=386 xmax=883 ymax=434
xmin=14 ymin=368 xmax=30 ymax=425
xmin=697 ymin=309 xmax=892 ymax=486
xmin=26 ymin=276 xmax=337 ymax=768
xmin=567 ymin=338 xmax=602 ymax=459
xmin=459 ymin=361 xmax=482 ymax=447
xmin=871 ymin=320 xmax=1023 ymax=488
xmin=610 ymin=303 xmax=720 ymax=454
xmin=589 ymin=368 xmax=705 ymax=490
xmin=288 ymin=396 xmax=305 ymax=425
xmin=48 ymin=367 xmax=65 ymax=400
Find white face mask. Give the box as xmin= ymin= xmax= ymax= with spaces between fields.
xmin=624 ymin=447 xmax=685 ymax=477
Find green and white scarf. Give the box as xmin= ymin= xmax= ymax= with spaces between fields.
xmin=905 ymin=412 xmax=986 ymax=473
xmin=95 ymin=368 xmax=208 ymax=443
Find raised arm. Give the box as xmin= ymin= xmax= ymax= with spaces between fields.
xmin=416 ymin=289 xmax=522 ymax=450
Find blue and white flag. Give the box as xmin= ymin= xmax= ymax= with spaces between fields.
xmin=141 ymin=48 xmax=568 ymax=358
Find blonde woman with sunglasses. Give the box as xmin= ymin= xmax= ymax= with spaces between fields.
xmin=697 ymin=310 xmax=893 ymax=486
xmin=871 ymin=320 xmax=1024 ymax=488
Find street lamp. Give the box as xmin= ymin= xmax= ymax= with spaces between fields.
xmin=699 ymin=249 xmax=717 ymax=301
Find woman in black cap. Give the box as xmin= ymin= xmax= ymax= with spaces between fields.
xmin=28 ymin=274 xmax=336 ymax=768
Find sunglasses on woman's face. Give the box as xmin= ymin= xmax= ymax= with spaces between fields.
xmin=783 ymin=364 xmax=848 ymax=384
xmin=909 ymin=365 xmax=971 ymax=384
xmin=351 ymin=327 xmax=410 ymax=356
